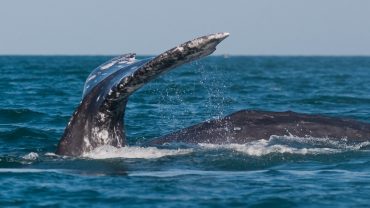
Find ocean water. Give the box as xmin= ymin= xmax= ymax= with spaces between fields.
xmin=1 ymin=56 xmax=370 ymax=207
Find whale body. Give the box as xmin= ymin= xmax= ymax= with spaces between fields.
xmin=146 ymin=110 xmax=370 ymax=146
xmin=56 ymin=33 xmax=370 ymax=156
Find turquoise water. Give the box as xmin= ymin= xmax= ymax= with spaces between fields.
xmin=1 ymin=56 xmax=370 ymax=207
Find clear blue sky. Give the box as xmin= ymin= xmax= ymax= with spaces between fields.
xmin=1 ymin=0 xmax=369 ymax=55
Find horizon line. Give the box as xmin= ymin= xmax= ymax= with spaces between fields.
xmin=1 ymin=54 xmax=370 ymax=57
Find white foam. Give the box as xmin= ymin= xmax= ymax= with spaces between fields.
xmin=199 ymin=135 xmax=370 ymax=156
xmin=22 ymin=152 xmax=39 ymax=160
xmin=129 ymin=170 xmax=248 ymax=177
xmin=44 ymin=152 xmax=59 ymax=157
xmin=82 ymin=145 xmax=193 ymax=159
xmin=0 ymin=168 xmax=63 ymax=173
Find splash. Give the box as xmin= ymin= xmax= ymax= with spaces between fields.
xmin=199 ymin=135 xmax=370 ymax=156
xmin=82 ymin=145 xmax=193 ymax=159
xmin=22 ymin=152 xmax=39 ymax=160
xmin=27 ymin=136 xmax=369 ymax=161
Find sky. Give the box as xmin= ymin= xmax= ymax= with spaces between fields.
xmin=0 ymin=0 xmax=370 ymax=55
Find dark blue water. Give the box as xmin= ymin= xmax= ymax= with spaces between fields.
xmin=1 ymin=56 xmax=370 ymax=207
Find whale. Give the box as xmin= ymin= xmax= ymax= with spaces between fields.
xmin=56 ymin=32 xmax=370 ymax=156
xmin=145 ymin=110 xmax=370 ymax=146
xmin=56 ymin=32 xmax=230 ymax=156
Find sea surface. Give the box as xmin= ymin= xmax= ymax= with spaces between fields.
xmin=1 ymin=56 xmax=370 ymax=207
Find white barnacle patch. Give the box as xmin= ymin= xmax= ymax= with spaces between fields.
xmin=97 ymin=112 xmax=106 ymax=122
xmin=116 ymin=137 xmax=122 ymax=147
xmin=233 ymin=127 xmax=241 ymax=131
xmin=83 ymin=135 xmax=91 ymax=148
xmin=175 ymin=46 xmax=184 ymax=52
xmin=115 ymin=128 xmax=122 ymax=147
xmin=91 ymin=127 xmax=111 ymax=145
xmin=188 ymin=38 xmax=204 ymax=48
xmin=114 ymin=92 xmax=120 ymax=99
xmin=92 ymin=127 xmax=110 ymax=145
xmin=100 ymin=130 xmax=109 ymax=142
xmin=213 ymin=32 xmax=230 ymax=39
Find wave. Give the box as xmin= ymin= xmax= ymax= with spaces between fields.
xmin=128 ymin=170 xmax=251 ymax=177
xmin=199 ymin=135 xmax=370 ymax=156
xmin=11 ymin=135 xmax=369 ymax=163
xmin=0 ymin=108 xmax=46 ymax=124
xmin=82 ymin=145 xmax=193 ymax=159
xmin=294 ymin=95 xmax=370 ymax=105
xmin=78 ymin=135 xmax=370 ymax=159
xmin=127 ymin=169 xmax=361 ymax=178
xmin=0 ymin=127 xmax=55 ymax=140
xmin=0 ymin=168 xmax=63 ymax=173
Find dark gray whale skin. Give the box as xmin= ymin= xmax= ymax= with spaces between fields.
xmin=146 ymin=110 xmax=370 ymax=146
xmin=56 ymin=32 xmax=370 ymax=156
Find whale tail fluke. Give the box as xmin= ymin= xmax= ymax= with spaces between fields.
xmin=56 ymin=32 xmax=229 ymax=156
xmin=103 ymin=32 xmax=230 ymax=107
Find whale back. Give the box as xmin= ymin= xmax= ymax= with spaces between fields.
xmin=56 ymin=33 xmax=230 ymax=156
